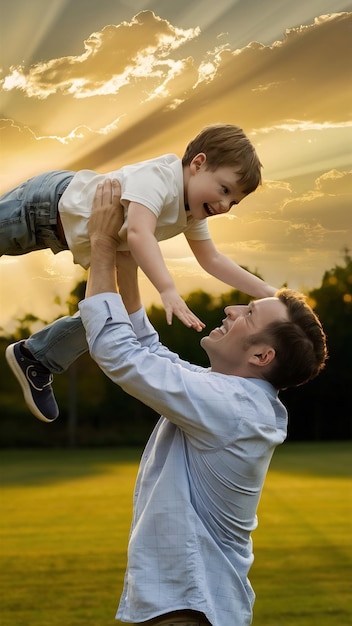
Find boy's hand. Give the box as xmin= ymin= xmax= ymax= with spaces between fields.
xmin=160 ymin=287 xmax=205 ymax=332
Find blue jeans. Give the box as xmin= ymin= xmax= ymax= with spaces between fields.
xmin=1 ymin=170 xmax=88 ymax=373
xmin=26 ymin=313 xmax=88 ymax=373
xmin=0 ymin=170 xmax=74 ymax=255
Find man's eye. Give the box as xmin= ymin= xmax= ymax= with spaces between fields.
xmin=247 ymin=310 xmax=252 ymax=316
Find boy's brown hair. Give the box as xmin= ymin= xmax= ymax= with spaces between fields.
xmin=182 ymin=123 xmax=262 ymax=195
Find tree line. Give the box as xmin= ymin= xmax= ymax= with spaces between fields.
xmin=0 ymin=252 xmax=351 ymax=447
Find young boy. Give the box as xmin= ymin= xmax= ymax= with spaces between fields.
xmin=3 ymin=123 xmax=277 ymax=422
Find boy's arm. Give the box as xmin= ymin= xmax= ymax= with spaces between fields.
xmin=187 ymin=237 xmax=277 ymax=298
xmin=127 ymin=201 xmax=204 ymax=331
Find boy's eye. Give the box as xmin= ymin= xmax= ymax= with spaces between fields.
xmin=222 ymin=186 xmax=229 ymax=194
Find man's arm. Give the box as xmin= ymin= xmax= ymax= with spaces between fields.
xmin=86 ymin=179 xmax=121 ymax=297
xmin=115 ymin=251 xmax=142 ymax=315
xmin=86 ymin=179 xmax=143 ymax=315
xmin=81 ymin=180 xmax=220 ymax=448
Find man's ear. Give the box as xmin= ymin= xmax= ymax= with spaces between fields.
xmin=190 ymin=152 xmax=207 ymax=173
xmin=248 ymin=345 xmax=276 ymax=367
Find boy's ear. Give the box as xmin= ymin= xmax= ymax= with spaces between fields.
xmin=248 ymin=345 xmax=276 ymax=367
xmin=190 ymin=152 xmax=207 ymax=172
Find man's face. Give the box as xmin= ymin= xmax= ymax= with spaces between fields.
xmin=201 ymin=297 xmax=289 ymax=375
xmin=185 ymin=154 xmax=246 ymax=220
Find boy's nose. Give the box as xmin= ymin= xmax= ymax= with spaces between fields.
xmin=218 ymin=201 xmax=231 ymax=214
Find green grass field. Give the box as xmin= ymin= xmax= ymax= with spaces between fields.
xmin=1 ymin=442 xmax=351 ymax=626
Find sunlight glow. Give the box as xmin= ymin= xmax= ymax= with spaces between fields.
xmin=0 ymin=5 xmax=351 ymax=328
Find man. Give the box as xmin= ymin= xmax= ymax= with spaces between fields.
xmin=79 ymin=180 xmax=327 ymax=626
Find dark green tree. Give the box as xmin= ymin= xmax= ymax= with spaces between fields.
xmin=1 ymin=260 xmax=351 ymax=445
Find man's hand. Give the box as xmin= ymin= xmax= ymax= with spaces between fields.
xmin=86 ymin=179 xmax=124 ymax=298
xmin=88 ymin=178 xmax=123 ymax=251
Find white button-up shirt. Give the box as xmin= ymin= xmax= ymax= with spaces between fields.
xmin=59 ymin=155 xmax=210 ymax=269
xmin=79 ymin=293 xmax=288 ymax=626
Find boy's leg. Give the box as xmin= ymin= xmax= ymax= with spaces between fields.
xmin=5 ymin=314 xmax=87 ymax=422
xmin=2 ymin=170 xmax=79 ymax=421
xmin=0 ymin=170 xmax=73 ymax=255
xmin=26 ymin=313 xmax=87 ymax=373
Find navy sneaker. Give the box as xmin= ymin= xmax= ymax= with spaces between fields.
xmin=5 ymin=341 xmax=59 ymax=423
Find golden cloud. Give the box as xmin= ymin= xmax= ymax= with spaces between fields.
xmin=0 ymin=9 xmax=350 ymax=309
xmin=2 ymin=11 xmax=200 ymax=99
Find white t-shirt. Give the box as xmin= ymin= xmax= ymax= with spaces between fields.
xmin=59 ymin=154 xmax=210 ymax=269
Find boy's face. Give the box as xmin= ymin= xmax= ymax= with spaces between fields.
xmin=185 ymin=153 xmax=247 ymax=220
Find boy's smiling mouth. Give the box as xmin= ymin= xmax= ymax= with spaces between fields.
xmin=204 ymin=203 xmax=216 ymax=216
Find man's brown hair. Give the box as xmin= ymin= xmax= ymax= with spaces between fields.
xmin=245 ymin=288 xmax=328 ymax=389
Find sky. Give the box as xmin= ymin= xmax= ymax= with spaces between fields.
xmin=0 ymin=0 xmax=351 ymax=333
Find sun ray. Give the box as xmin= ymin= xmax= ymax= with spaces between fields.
xmin=0 ymin=3 xmax=350 ymax=327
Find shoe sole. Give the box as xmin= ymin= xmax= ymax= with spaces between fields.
xmin=5 ymin=344 xmax=56 ymax=423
